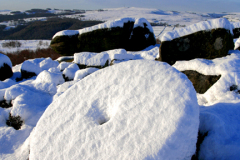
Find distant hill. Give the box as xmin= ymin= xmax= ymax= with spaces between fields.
xmin=0 ymin=18 xmax=103 ymax=40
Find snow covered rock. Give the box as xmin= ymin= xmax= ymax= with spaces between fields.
xmin=30 ymin=60 xmax=199 ymax=160
xmin=74 ymin=52 xmax=110 ymax=68
xmin=39 ymin=57 xmax=59 ymax=70
xmin=74 ymin=67 xmax=99 ymax=80
xmin=182 ymin=70 xmax=221 ymax=94
xmin=173 ymin=50 xmax=240 ymax=105
xmin=62 ymin=63 xmax=79 ymax=81
xmin=35 ymin=70 xmax=64 ymax=86
xmin=57 ymin=61 xmax=72 ymax=71
xmin=0 ymin=53 xmax=13 ymax=81
xmin=51 ymin=17 xmax=156 ymax=55
xmin=20 ymin=59 xmax=43 ymax=79
xmin=158 ymin=18 xmax=234 ymax=65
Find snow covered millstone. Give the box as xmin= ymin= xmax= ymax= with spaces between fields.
xmin=0 ymin=53 xmax=13 ymax=81
xmin=158 ymin=18 xmax=234 ymax=65
xmin=30 ymin=60 xmax=199 ymax=159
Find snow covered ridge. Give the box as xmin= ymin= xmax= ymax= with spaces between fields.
xmin=161 ymin=18 xmax=233 ymax=41
xmin=52 ymin=17 xmax=154 ymax=39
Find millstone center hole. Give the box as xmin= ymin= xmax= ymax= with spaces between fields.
xmin=98 ymin=117 xmax=110 ymax=125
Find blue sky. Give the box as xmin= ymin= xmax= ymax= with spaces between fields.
xmin=1 ymin=0 xmax=240 ymax=12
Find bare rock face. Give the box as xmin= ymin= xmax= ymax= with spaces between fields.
xmin=50 ymin=34 xmax=79 ymax=56
xmin=182 ymin=70 xmax=221 ymax=94
xmin=158 ymin=28 xmax=234 ymax=65
xmin=0 ymin=53 xmax=13 ymax=81
xmin=0 ymin=63 xmax=13 ymax=81
xmin=233 ymin=28 xmax=240 ymax=38
xmin=51 ymin=18 xmax=156 ymax=56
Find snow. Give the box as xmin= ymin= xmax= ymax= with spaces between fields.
xmin=199 ymin=103 xmax=240 ymax=159
xmin=234 ymin=38 xmax=240 ymax=50
xmin=108 ymin=49 xmax=135 ymax=60
xmin=48 ymin=67 xmax=61 ymax=74
xmin=161 ymin=18 xmax=233 ymax=41
xmin=74 ymin=52 xmax=110 ymax=66
xmin=172 ymin=49 xmax=240 ymax=158
xmin=39 ymin=57 xmax=59 ymax=70
xmin=57 ymin=61 xmax=72 ymax=71
xmin=62 ymin=63 xmax=79 ymax=80
xmin=0 ymin=74 xmax=58 ymax=159
xmin=173 ymin=50 xmax=240 ymax=105
xmin=232 ymin=22 xmax=240 ymax=29
xmin=35 ymin=70 xmax=64 ymax=86
xmin=0 ymin=40 xmax=50 ymax=54
xmin=21 ymin=60 xmax=42 ymax=74
xmin=78 ymin=17 xmax=135 ymax=35
xmin=30 ymin=60 xmax=199 ymax=160
xmin=2 ymin=7 xmax=240 ymax=159
xmin=53 ymin=80 xmax=78 ymax=100
xmin=52 ymin=30 xmax=79 ymax=39
xmin=74 ymin=67 xmax=99 ymax=80
xmin=133 ymin=17 xmax=154 ymax=33
xmin=0 ymin=10 xmax=12 ymax=15
xmin=0 ymin=53 xmax=12 ymax=68
xmin=21 ymin=58 xmax=59 ymax=75
xmin=74 ymin=45 xmax=160 ymax=67
xmin=0 ymin=79 xmax=16 ymax=90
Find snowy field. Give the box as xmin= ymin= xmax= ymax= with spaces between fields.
xmin=1 ymin=7 xmax=240 ymax=160
xmin=2 ymin=7 xmax=240 ymax=39
xmin=0 ymin=40 xmax=51 ymax=53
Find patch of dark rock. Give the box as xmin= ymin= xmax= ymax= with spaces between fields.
xmin=51 ymin=19 xmax=156 ymax=56
xmin=51 ymin=34 xmax=79 ymax=56
xmin=62 ymin=74 xmax=71 ymax=82
xmin=229 ymin=85 xmax=240 ymax=94
xmin=182 ymin=70 xmax=221 ymax=94
xmin=21 ymin=69 xmax=37 ymax=79
xmin=191 ymin=131 xmax=208 ymax=160
xmin=0 ymin=63 xmax=13 ymax=81
xmin=15 ymin=77 xmax=24 ymax=82
xmin=6 ymin=113 xmax=23 ymax=130
xmin=98 ymin=118 xmax=109 ymax=125
xmin=76 ymin=60 xmax=109 ymax=69
xmin=233 ymin=28 xmax=240 ymax=38
xmin=158 ymin=28 xmax=234 ymax=65
xmin=0 ymin=100 xmax=12 ymax=108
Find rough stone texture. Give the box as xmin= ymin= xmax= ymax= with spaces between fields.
xmin=77 ymin=60 xmax=109 ymax=69
xmin=233 ymin=28 xmax=240 ymax=38
xmin=0 ymin=63 xmax=13 ymax=81
xmin=51 ymin=19 xmax=156 ymax=56
xmin=182 ymin=70 xmax=221 ymax=94
xmin=20 ymin=69 xmax=37 ymax=80
xmin=50 ymin=34 xmax=79 ymax=56
xmin=78 ymin=21 xmax=134 ymax=53
xmin=158 ymin=28 xmax=234 ymax=65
